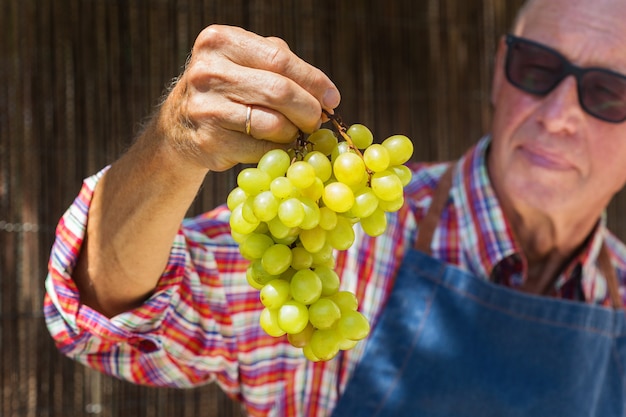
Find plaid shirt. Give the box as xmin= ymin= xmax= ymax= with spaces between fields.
xmin=44 ymin=136 xmax=626 ymax=417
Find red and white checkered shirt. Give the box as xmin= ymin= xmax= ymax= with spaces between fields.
xmin=44 ymin=136 xmax=626 ymax=417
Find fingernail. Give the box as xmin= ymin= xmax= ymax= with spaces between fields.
xmin=323 ymin=88 xmax=341 ymax=109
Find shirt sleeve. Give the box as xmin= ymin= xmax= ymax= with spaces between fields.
xmin=43 ymin=168 xmax=301 ymax=404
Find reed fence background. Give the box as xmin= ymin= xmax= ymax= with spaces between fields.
xmin=5 ymin=0 xmax=625 ymax=416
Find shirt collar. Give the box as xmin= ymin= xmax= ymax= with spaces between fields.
xmin=451 ymin=135 xmax=520 ymax=279
xmin=576 ymin=214 xmax=609 ymax=303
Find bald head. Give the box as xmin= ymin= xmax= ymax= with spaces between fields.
xmin=512 ymin=0 xmax=626 ymax=38
xmin=507 ymin=0 xmax=626 ymax=64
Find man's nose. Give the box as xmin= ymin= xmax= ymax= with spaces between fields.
xmin=535 ymin=75 xmax=584 ymax=133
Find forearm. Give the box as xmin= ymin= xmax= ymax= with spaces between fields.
xmin=74 ymin=108 xmax=208 ymax=317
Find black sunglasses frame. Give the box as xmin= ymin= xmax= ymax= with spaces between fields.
xmin=504 ymin=34 xmax=626 ymax=123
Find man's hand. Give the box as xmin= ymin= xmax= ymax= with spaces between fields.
xmin=157 ymin=24 xmax=341 ymax=172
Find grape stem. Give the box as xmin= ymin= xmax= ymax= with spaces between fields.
xmin=292 ymin=131 xmax=309 ymax=163
xmin=322 ymin=110 xmax=364 ymax=158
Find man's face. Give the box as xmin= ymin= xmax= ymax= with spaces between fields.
xmin=488 ymin=0 xmax=626 ymax=224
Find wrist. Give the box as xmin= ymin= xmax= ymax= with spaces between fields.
xmin=135 ymin=97 xmax=210 ymax=187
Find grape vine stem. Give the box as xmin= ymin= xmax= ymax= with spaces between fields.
xmin=322 ymin=110 xmax=364 ymax=158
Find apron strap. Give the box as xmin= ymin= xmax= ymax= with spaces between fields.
xmin=412 ymin=163 xmax=623 ymax=309
xmin=414 ymin=164 xmax=453 ymax=255
xmin=598 ymin=244 xmax=623 ymax=309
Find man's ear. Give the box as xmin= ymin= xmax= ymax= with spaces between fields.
xmin=491 ymin=36 xmax=508 ymax=107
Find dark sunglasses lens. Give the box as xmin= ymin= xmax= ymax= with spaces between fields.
xmin=506 ymin=39 xmax=564 ymax=95
xmin=580 ymin=71 xmax=626 ymax=122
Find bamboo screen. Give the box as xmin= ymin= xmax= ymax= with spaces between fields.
xmin=5 ymin=0 xmax=626 ymax=416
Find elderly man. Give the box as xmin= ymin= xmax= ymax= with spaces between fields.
xmin=45 ymin=0 xmax=626 ymax=415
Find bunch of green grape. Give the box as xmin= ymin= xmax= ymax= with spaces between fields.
xmin=227 ymin=115 xmax=414 ymax=361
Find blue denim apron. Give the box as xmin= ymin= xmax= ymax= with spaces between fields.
xmin=331 ymin=167 xmax=626 ymax=417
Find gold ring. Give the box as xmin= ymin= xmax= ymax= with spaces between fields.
xmin=245 ymin=105 xmax=252 ymax=135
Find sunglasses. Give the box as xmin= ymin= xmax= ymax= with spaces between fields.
xmin=505 ymin=34 xmax=626 ymax=123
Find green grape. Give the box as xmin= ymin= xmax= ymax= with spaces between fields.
xmin=248 ymin=259 xmax=279 ymax=286
xmin=270 ymin=176 xmax=295 ymax=199
xmin=257 ymin=148 xmax=292 ymax=179
xmin=333 ymin=152 xmax=366 ymax=186
xmin=239 ymin=233 xmax=274 ymax=260
xmin=300 ymin=177 xmax=324 ymax=201
xmin=260 ymin=279 xmax=291 ymax=309
xmin=330 ymin=141 xmax=352 ymax=162
xmin=252 ymin=191 xmax=279 ymax=222
xmin=242 ymin=197 xmax=259 ymax=224
xmin=318 ymin=207 xmax=338 ymax=231
xmin=280 ymin=267 xmax=297 ymax=282
xmin=299 ymin=197 xmax=321 ymax=230
xmin=338 ymin=338 xmax=359 ymax=351
xmin=370 ymin=170 xmax=404 ymax=202
xmin=290 ymin=269 xmax=322 ymax=305
xmin=350 ymin=170 xmax=369 ymax=192
xmin=309 ymin=328 xmax=341 ymax=361
xmin=329 ymin=291 xmax=359 ymax=313
xmin=291 ymin=246 xmax=313 ymax=270
xmin=344 ymin=214 xmax=359 ymax=224
xmin=268 ymin=226 xmax=297 ymax=245
xmin=314 ymin=265 xmax=340 ymax=296
xmin=260 ymin=308 xmax=286 ymax=337
xmin=308 ymin=128 xmax=338 ymax=156
xmin=310 ymin=242 xmax=335 ymax=266
xmin=303 ymin=343 xmax=321 ymax=362
xmin=347 ymin=123 xmax=374 ymax=149
xmin=351 ymin=188 xmax=379 ymax=219
xmin=327 ymin=215 xmax=355 ymax=250
xmin=322 ymin=182 xmax=355 ymax=213
xmin=287 ymin=161 xmax=316 ymax=189
xmin=363 ymin=144 xmax=390 ymax=172
xmin=261 ymin=244 xmax=293 ymax=276
xmin=238 ymin=168 xmax=271 ymax=195
xmin=227 ymin=187 xmax=248 ymax=211
xmin=278 ymin=300 xmax=309 ymax=334
xmin=378 ymin=195 xmax=404 ymax=212
xmin=246 ymin=267 xmax=265 ymax=290
xmin=273 ymin=232 xmax=300 ymax=246
xmin=254 ymin=222 xmax=270 ymax=235
xmin=382 ymin=134 xmax=414 ymax=166
xmin=337 ymin=310 xmax=370 ymax=341
xmin=230 ymin=204 xmax=260 ymax=235
xmin=299 ymin=226 xmax=326 ymax=253
xmin=391 ymin=164 xmax=413 ymax=187
xmin=267 ymin=216 xmax=293 ymax=239
xmin=278 ymin=197 xmax=305 ymax=228
xmin=360 ymin=207 xmax=387 ymax=237
xmin=308 ymin=298 xmax=341 ymax=329
xmin=287 ymin=322 xmax=315 ymax=348
xmin=304 ymin=151 xmax=333 ymax=182
xmin=230 ymin=229 xmax=248 ymax=244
